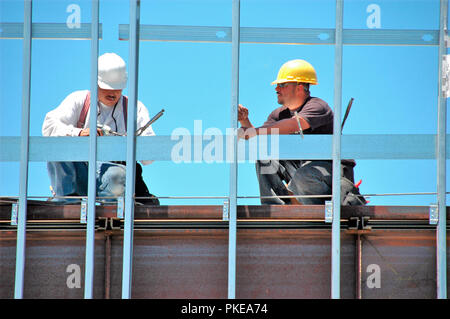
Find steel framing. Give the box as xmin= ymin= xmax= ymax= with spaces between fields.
xmin=1 ymin=0 xmax=447 ymax=299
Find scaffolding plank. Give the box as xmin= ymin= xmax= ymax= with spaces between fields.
xmin=0 ymin=23 xmax=103 ymax=39
xmin=118 ymin=24 xmax=438 ymax=46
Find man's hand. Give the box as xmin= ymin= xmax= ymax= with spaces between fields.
xmin=238 ymin=104 xmax=254 ymax=128
xmin=79 ymin=128 xmax=104 ymax=136
xmin=237 ymin=127 xmax=257 ymax=140
xmin=238 ymin=104 xmax=248 ymax=121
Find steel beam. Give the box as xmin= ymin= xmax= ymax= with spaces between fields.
xmin=83 ymin=0 xmax=99 ymax=299
xmin=0 ymin=22 xmax=103 ymax=39
xmin=331 ymin=0 xmax=343 ymax=299
xmin=14 ymin=0 xmax=32 ymax=299
xmin=122 ymin=0 xmax=140 ymax=299
xmin=436 ymin=0 xmax=448 ymax=300
xmin=228 ymin=0 xmax=240 ymax=300
xmin=118 ymin=24 xmax=438 ymax=46
xmin=1 ymin=134 xmax=444 ymax=162
xmin=1 ymin=203 xmax=447 ymax=222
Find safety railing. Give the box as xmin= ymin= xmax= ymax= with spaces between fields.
xmin=0 ymin=0 xmax=447 ymax=299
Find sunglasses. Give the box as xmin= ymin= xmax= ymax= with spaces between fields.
xmin=276 ymin=82 xmax=299 ymax=88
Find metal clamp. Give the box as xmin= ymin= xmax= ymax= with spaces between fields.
xmin=223 ymin=200 xmax=229 ymax=221
xmin=325 ymin=201 xmax=333 ymax=223
xmin=429 ymin=204 xmax=438 ymax=225
xmin=442 ymin=55 xmax=450 ymax=98
xmin=11 ymin=203 xmax=18 ymax=226
xmin=117 ymin=196 xmax=124 ymax=219
xmin=80 ymin=199 xmax=87 ymax=224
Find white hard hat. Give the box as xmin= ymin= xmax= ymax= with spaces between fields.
xmin=98 ymin=53 xmax=128 ymax=90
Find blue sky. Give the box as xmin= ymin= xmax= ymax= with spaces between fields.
xmin=0 ymin=0 xmax=448 ymax=206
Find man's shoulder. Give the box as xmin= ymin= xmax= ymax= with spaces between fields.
xmin=307 ymin=97 xmax=329 ymax=106
xmin=304 ymin=97 xmax=332 ymax=111
xmin=69 ymin=89 xmax=90 ymax=96
xmin=64 ymin=90 xmax=90 ymax=102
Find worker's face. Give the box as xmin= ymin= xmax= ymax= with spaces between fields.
xmin=98 ymin=87 xmax=123 ymax=107
xmin=275 ymin=82 xmax=302 ymax=106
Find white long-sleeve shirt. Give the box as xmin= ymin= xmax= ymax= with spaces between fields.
xmin=42 ymin=90 xmax=155 ymax=165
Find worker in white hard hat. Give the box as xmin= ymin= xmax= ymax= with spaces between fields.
xmin=42 ymin=53 xmax=159 ymax=205
xmin=238 ymin=59 xmax=365 ymax=205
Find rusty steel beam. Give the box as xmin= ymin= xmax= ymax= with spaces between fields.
xmin=1 ymin=201 xmax=449 ymax=222
xmin=1 ymin=228 xmax=447 ymax=299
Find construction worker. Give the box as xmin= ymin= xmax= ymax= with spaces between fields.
xmin=42 ymin=52 xmax=159 ymax=205
xmin=238 ymin=59 xmax=365 ymax=205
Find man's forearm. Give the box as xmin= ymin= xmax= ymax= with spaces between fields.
xmin=239 ymin=119 xmax=254 ymax=128
xmin=259 ymin=117 xmax=310 ymax=135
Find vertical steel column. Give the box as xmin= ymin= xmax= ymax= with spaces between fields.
xmin=436 ymin=0 xmax=448 ymax=300
xmin=84 ymin=0 xmax=99 ymax=299
xmin=331 ymin=0 xmax=343 ymax=299
xmin=228 ymin=0 xmax=240 ymax=299
xmin=14 ymin=0 xmax=32 ymax=299
xmin=122 ymin=0 xmax=140 ymax=299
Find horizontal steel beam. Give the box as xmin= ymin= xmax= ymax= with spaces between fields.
xmin=0 ymin=134 xmax=441 ymax=162
xmin=118 ymin=25 xmax=438 ymax=46
xmin=0 ymin=23 xmax=102 ymax=39
xmin=1 ymin=23 xmax=437 ymax=45
xmin=0 ymin=229 xmax=442 ymax=299
xmin=0 ymin=202 xmax=448 ymax=221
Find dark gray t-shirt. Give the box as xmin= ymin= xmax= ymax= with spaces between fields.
xmin=264 ymin=96 xmax=356 ymax=172
xmin=263 ymin=97 xmax=333 ymax=134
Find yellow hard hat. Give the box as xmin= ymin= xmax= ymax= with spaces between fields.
xmin=271 ymin=59 xmax=318 ymax=85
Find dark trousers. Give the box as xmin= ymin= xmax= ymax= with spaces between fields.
xmin=256 ymin=159 xmax=365 ymax=205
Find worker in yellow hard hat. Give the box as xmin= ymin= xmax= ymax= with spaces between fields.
xmin=238 ymin=59 xmax=365 ymax=205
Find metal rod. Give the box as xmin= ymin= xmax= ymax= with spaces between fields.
xmin=436 ymin=0 xmax=448 ymax=300
xmin=105 ymin=232 xmax=112 ymax=299
xmin=14 ymin=0 xmax=32 ymax=299
xmin=341 ymin=97 xmax=354 ymax=132
xmin=83 ymin=0 xmax=99 ymax=299
xmin=228 ymin=0 xmax=240 ymax=300
xmin=331 ymin=0 xmax=344 ymax=299
xmin=356 ymin=234 xmax=362 ymax=299
xmin=122 ymin=0 xmax=140 ymax=299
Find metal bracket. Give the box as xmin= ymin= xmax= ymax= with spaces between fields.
xmin=360 ymin=216 xmax=371 ymax=230
xmin=442 ymin=55 xmax=450 ymax=98
xmin=109 ymin=218 xmax=122 ymax=230
xmin=223 ymin=200 xmax=229 ymax=221
xmin=325 ymin=201 xmax=333 ymax=223
xmin=430 ymin=204 xmax=439 ymax=225
xmin=117 ymin=196 xmax=124 ymax=219
xmin=11 ymin=203 xmax=18 ymax=226
xmin=348 ymin=216 xmax=371 ymax=231
xmin=80 ymin=199 xmax=87 ymax=224
xmin=348 ymin=216 xmax=360 ymax=230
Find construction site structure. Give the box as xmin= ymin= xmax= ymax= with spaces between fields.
xmin=0 ymin=0 xmax=448 ymax=299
